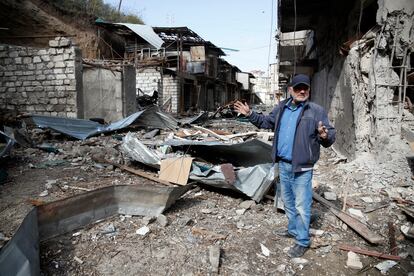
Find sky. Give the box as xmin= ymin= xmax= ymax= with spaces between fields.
xmin=104 ymin=0 xmax=277 ymax=73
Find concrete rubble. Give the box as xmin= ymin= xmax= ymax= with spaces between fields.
xmin=0 ymin=104 xmax=414 ymax=275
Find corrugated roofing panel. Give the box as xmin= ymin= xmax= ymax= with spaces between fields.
xmin=117 ymin=23 xmax=164 ymax=49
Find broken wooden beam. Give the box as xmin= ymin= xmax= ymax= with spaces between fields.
xmin=192 ymin=125 xmax=229 ymax=141
xmin=338 ymin=244 xmax=401 ymax=261
xmin=313 ymin=192 xmax=383 ymax=244
xmin=388 ymin=221 xmax=398 ymax=255
xmin=92 ymin=157 xmax=175 ymax=187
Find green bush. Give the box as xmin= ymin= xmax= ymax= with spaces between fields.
xmin=49 ymin=0 xmax=144 ymax=24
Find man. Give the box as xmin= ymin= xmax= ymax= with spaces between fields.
xmin=234 ymin=74 xmax=335 ymax=258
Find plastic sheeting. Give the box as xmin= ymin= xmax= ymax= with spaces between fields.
xmin=31 ymin=106 xmax=178 ymax=140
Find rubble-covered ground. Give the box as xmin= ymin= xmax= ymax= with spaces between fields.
xmin=1 ymin=117 xmax=414 ymax=275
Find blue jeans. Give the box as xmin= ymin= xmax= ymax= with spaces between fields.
xmin=279 ymin=161 xmax=313 ymax=247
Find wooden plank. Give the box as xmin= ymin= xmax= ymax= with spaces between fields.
xmin=159 ymin=157 xmax=193 ymax=186
xmin=338 ymin=244 xmax=401 ymax=261
xmin=92 ymin=157 xmax=175 ymax=187
xmin=313 ymin=192 xmax=383 ymax=244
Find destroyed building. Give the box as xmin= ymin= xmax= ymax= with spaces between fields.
xmin=1 ymin=0 xmax=414 ymax=275
xmin=278 ymin=0 xmax=414 ymax=159
xmin=95 ymin=22 xmax=248 ymax=114
xmin=0 ymin=18 xmax=255 ymax=121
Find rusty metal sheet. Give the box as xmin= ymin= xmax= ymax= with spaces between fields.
xmin=0 ymin=184 xmax=191 ymax=276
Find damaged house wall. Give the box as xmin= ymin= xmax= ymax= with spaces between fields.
xmin=0 ymin=37 xmax=81 ymax=117
xmin=135 ymin=67 xmax=182 ymax=113
xmin=283 ymin=0 xmax=414 ymax=159
xmin=82 ymin=64 xmax=136 ymax=122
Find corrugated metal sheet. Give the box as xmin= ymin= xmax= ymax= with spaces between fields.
xmin=0 ymin=184 xmax=191 ymax=276
xmin=31 ymin=106 xmax=178 ymax=140
xmin=116 ymin=23 xmax=164 ymax=49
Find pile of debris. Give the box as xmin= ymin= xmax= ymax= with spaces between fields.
xmin=0 ymin=106 xmax=414 ymax=275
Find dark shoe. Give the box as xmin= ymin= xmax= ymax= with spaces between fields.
xmin=287 ymin=244 xmax=308 ymax=258
xmin=272 ymin=229 xmax=294 ymax=238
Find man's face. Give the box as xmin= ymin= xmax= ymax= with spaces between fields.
xmin=289 ymin=84 xmax=310 ymax=103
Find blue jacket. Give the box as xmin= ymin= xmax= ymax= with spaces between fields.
xmin=249 ymin=98 xmax=336 ymax=172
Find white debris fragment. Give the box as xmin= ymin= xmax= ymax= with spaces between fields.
xmin=346 ymin=251 xmax=363 ymax=269
xmin=45 ymin=179 xmax=57 ymax=189
xmin=260 ymin=243 xmax=270 ymax=257
xmin=348 ymin=208 xmax=364 ymax=218
xmin=309 ymin=228 xmax=324 ymax=236
xmin=292 ymin=257 xmax=309 ymax=265
xmin=209 ymin=245 xmax=221 ymax=273
xmin=201 ymin=208 xmax=213 ymax=214
xmin=276 ymin=264 xmax=286 ymax=273
xmin=235 ymin=209 xmax=246 ymax=215
xmin=73 ymin=256 xmax=84 ymax=264
xmin=156 ymin=214 xmax=168 ymax=227
xmin=361 ymin=196 xmax=374 ymax=203
xmin=323 ymin=192 xmax=337 ymax=201
xmin=400 ymin=223 xmax=414 ymax=238
xmin=39 ymin=190 xmax=49 ymax=197
xmin=72 ymin=232 xmax=82 ymax=237
xmin=375 ymin=260 xmax=397 ymax=274
xmin=136 ymin=226 xmax=150 ymax=236
xmin=239 ymin=200 xmax=255 ymax=210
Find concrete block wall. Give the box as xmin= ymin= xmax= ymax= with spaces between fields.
xmin=136 ymin=68 xmax=161 ymax=96
xmin=136 ymin=67 xmax=180 ymax=113
xmin=0 ymin=37 xmax=78 ymax=117
xmin=162 ymin=75 xmax=179 ymax=113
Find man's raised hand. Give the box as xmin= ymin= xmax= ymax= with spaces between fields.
xmin=233 ymin=101 xmax=251 ymax=116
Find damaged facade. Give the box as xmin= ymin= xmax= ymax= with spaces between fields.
xmin=278 ymin=0 xmax=414 ymax=159
xmin=1 ymin=0 xmax=414 ymax=275
xmin=0 ymin=22 xmax=256 ymax=120
xmin=94 ymin=22 xmax=250 ymax=114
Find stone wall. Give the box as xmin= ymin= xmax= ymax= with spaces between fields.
xmin=0 ymin=37 xmax=79 ymax=117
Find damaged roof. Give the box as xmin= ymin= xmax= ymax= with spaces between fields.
xmin=95 ymin=21 xmax=225 ymax=55
xmin=95 ymin=21 xmax=165 ymax=49
xmin=153 ymin=26 xmax=225 ymax=56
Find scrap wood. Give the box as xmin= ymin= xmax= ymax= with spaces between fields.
xmin=191 ymin=226 xmax=227 ymax=241
xmin=61 ymin=185 xmax=92 ymax=192
xmin=313 ymin=192 xmax=384 ymax=244
xmin=92 ymin=156 xmax=175 ymax=187
xmin=192 ymin=125 xmax=229 ymax=141
xmin=364 ymin=201 xmax=389 ymax=213
xmin=159 ymin=157 xmax=193 ymax=186
xmin=338 ymin=244 xmax=401 ymax=261
xmin=225 ymin=131 xmax=274 ymax=140
xmin=175 ymin=129 xmax=203 ymax=138
xmin=392 ymin=197 xmax=414 ymax=205
xmin=27 ymin=199 xmax=46 ymax=206
xmin=388 ymin=221 xmax=398 ymax=255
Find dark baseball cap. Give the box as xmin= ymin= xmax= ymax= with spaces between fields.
xmin=290 ymin=74 xmax=310 ymax=88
